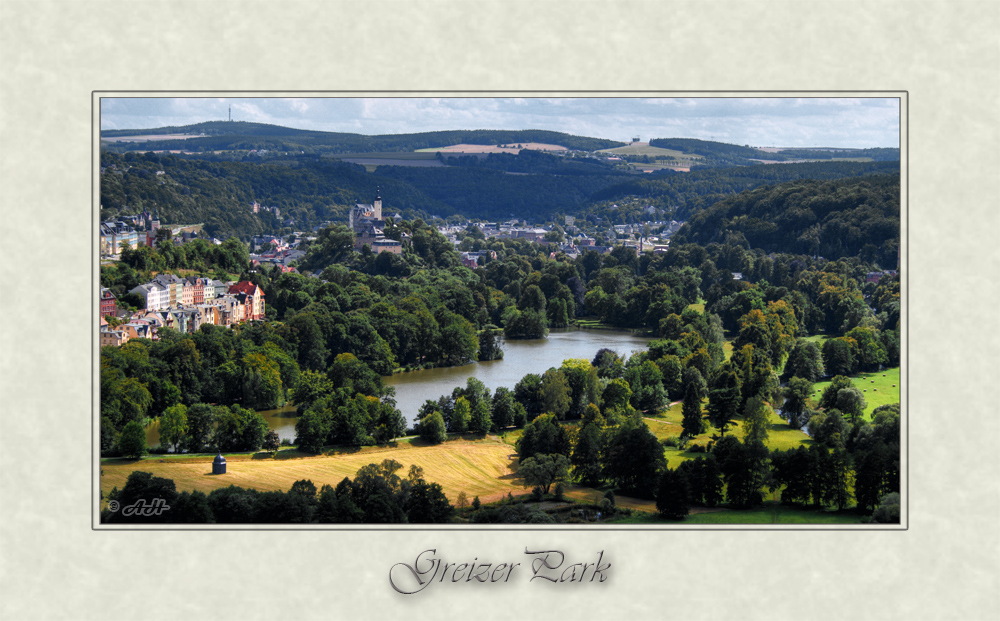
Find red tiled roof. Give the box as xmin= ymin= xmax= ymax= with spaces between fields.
xmin=228 ymin=281 xmax=259 ymax=295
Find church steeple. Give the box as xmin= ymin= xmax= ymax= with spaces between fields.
xmin=373 ymin=187 xmax=382 ymax=221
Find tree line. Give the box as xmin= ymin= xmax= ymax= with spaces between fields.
xmin=102 ymin=459 xmax=453 ymax=524
xmin=648 ymin=137 xmax=899 ymax=168
xmin=102 ymin=123 xmax=625 ymax=156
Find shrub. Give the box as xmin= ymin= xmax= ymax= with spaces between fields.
xmin=598 ymin=497 xmax=615 ymax=516
xmin=117 ymin=420 xmax=148 ymax=460
xmin=867 ymin=492 xmax=901 ymax=524
xmin=553 ymin=482 xmax=565 ymax=501
xmin=531 ymin=487 xmax=544 ymax=502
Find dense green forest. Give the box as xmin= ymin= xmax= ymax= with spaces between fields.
xmin=584 ymin=160 xmax=899 ymax=222
xmin=101 ymin=122 xmax=624 ymax=155
xmin=670 ymin=174 xmax=900 ymax=264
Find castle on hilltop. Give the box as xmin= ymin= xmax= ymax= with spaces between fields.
xmin=348 ymin=189 xmax=402 ymax=255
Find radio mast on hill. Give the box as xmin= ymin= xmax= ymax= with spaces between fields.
xmin=229 ymin=107 xmax=231 ymax=122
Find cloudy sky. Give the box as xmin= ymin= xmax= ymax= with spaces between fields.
xmin=100 ymin=97 xmax=900 ymax=149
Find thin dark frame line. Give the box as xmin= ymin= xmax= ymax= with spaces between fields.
xmin=92 ymin=95 xmax=96 ymax=529
xmin=93 ymin=91 xmax=908 ymax=531
xmin=904 ymin=94 xmax=909 ymax=529
xmin=94 ymin=90 xmax=909 ymax=94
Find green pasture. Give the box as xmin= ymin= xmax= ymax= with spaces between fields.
xmin=647 ymin=400 xmax=813 ymax=469
xmin=812 ymin=367 xmax=901 ymax=421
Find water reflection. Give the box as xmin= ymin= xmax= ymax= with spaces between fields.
xmin=386 ymin=328 xmax=651 ymax=424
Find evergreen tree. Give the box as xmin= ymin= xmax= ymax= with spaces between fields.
xmin=655 ymin=468 xmax=692 ymax=520
xmin=707 ymin=363 xmax=741 ymax=437
xmin=571 ymin=423 xmax=603 ymax=486
xmin=681 ymin=382 xmax=705 ymax=437
xmin=451 ymin=396 xmax=471 ymax=433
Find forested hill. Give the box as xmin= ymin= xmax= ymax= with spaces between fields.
xmin=101 ymin=150 xmax=901 ymax=239
xmin=99 ymin=151 xmax=452 ymax=238
xmin=648 ymin=138 xmax=899 ymax=168
xmin=101 ymin=122 xmax=624 ymax=154
xmin=669 ymin=173 xmax=900 ymax=264
xmin=582 ymin=160 xmax=899 ymax=223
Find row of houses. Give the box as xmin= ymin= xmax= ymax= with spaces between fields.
xmin=128 ymin=275 xmax=265 ymax=320
xmin=99 ymin=277 xmax=267 ymax=346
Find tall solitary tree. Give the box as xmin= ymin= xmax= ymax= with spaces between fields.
xmin=518 ymin=453 xmax=571 ymax=495
xmin=681 ymin=382 xmax=705 ymax=438
xmin=741 ymin=395 xmax=771 ymax=446
xmin=707 ymin=363 xmax=741 ymax=437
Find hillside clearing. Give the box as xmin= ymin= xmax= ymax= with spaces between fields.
xmin=415 ymin=143 xmax=568 ymax=154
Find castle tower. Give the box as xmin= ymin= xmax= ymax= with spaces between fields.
xmin=373 ymin=188 xmax=382 ymax=221
xmin=151 ymin=208 xmax=160 ymax=231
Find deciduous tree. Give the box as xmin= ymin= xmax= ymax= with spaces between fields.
xmin=518 ymin=453 xmax=570 ymax=494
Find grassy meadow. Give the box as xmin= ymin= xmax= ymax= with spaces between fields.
xmin=646 ymin=399 xmax=813 ymax=470
xmin=812 ymin=367 xmax=901 ymax=421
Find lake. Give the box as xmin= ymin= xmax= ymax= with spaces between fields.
xmin=385 ymin=327 xmax=652 ymax=424
xmin=145 ymin=327 xmax=651 ymax=447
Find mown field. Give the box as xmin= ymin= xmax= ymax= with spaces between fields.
xmin=101 ymin=435 xmax=522 ymax=505
xmin=415 ymin=143 xmax=568 ymax=154
xmin=597 ymin=142 xmax=703 ymax=171
xmin=597 ymin=142 xmax=702 ymax=160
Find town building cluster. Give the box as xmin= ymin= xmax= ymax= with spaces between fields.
xmin=99 ymin=276 xmax=265 ymax=346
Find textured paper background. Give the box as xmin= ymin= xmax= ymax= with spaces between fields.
xmin=2 ymin=1 xmax=998 ymax=619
